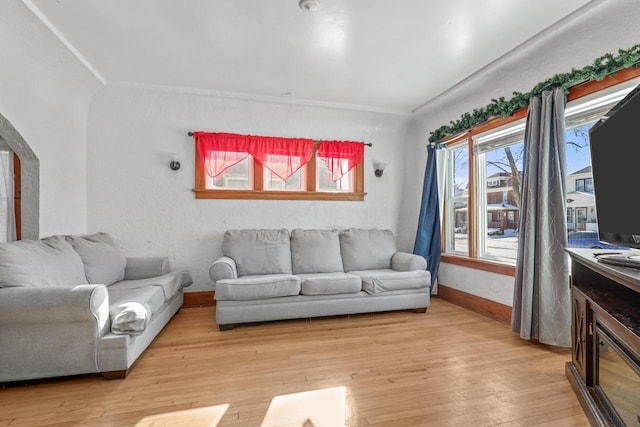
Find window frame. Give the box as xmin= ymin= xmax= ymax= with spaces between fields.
xmin=193 ymin=141 xmax=365 ymax=200
xmin=443 ymin=140 xmax=472 ymax=256
xmin=473 ymin=124 xmax=525 ymax=265
xmin=440 ymin=67 xmax=640 ymax=277
xmin=575 ymin=178 xmax=593 ymax=193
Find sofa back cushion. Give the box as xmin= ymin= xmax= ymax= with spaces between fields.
xmin=0 ymin=235 xmax=87 ymax=287
xmin=339 ymin=228 xmax=397 ymax=272
xmin=66 ymin=233 xmax=127 ymax=286
xmin=223 ymin=229 xmax=292 ymax=276
xmin=291 ymin=229 xmax=344 ymax=274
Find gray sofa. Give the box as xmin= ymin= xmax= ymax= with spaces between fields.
xmin=209 ymin=228 xmax=431 ymax=330
xmin=0 ymin=233 xmax=193 ymax=383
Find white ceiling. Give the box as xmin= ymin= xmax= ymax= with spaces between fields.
xmin=26 ymin=0 xmax=596 ymax=115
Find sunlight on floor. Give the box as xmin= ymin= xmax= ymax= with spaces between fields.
xmin=261 ymin=386 xmax=347 ymax=427
xmin=135 ymin=403 xmax=229 ymax=427
xmin=131 ymin=387 xmax=346 ymax=427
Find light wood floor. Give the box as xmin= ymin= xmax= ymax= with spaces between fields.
xmin=0 ymin=299 xmax=589 ymax=427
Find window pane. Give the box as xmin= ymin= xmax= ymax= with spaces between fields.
xmin=316 ymin=156 xmax=354 ymax=192
xmin=479 ymin=140 xmax=524 ymax=263
xmin=444 ymin=145 xmax=469 ymax=254
xmin=585 ymin=178 xmax=593 ymax=193
xmin=206 ymin=156 xmax=252 ymax=189
xmin=264 ymin=166 xmax=306 ymax=191
xmin=566 ymin=122 xmax=600 ymax=247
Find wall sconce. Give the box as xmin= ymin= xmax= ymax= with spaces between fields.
xmin=299 ymin=0 xmax=320 ymax=12
xmin=169 ymin=160 xmax=181 ymax=171
xmin=374 ymin=161 xmax=387 ymax=177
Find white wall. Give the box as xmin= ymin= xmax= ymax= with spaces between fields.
xmin=439 ymin=264 xmax=514 ymax=306
xmin=398 ymin=0 xmax=640 ymax=305
xmin=0 ymin=0 xmax=101 ymax=236
xmin=86 ymin=86 xmax=413 ymax=291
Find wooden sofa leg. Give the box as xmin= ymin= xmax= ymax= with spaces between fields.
xmin=102 ymin=369 xmax=129 ymax=380
xmin=218 ymin=323 xmax=235 ymax=331
xmin=414 ymin=307 xmax=428 ymax=314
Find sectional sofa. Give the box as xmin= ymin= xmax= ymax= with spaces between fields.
xmin=209 ymin=228 xmax=431 ymax=329
xmin=0 ymin=233 xmax=193 ymax=383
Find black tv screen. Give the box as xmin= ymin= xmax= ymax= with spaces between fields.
xmin=589 ymin=83 xmax=640 ymax=250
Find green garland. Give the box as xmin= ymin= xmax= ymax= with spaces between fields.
xmin=428 ymin=43 xmax=640 ymax=143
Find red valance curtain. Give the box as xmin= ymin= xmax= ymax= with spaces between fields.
xmin=317 ymin=140 xmax=365 ymax=181
xmin=194 ymin=132 xmax=314 ymax=181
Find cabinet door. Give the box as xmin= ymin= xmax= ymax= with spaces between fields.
xmin=571 ymin=288 xmax=591 ymax=383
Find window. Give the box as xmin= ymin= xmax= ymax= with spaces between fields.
xmin=193 ymin=134 xmax=365 ymax=200
xmin=316 ymin=154 xmax=354 ymax=192
xmin=0 ymin=146 xmax=16 ymax=243
xmin=440 ymin=72 xmax=640 ymax=272
xmin=264 ymin=162 xmax=306 ymax=191
xmin=472 ymin=123 xmax=525 ymax=263
xmin=575 ymin=178 xmax=593 ymax=193
xmin=207 ymin=156 xmax=252 ymax=190
xmin=567 ymin=208 xmax=574 ymax=230
xmin=443 ymin=143 xmax=469 ymax=255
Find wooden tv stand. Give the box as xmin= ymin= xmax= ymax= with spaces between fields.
xmin=565 ymin=248 xmax=640 ymax=427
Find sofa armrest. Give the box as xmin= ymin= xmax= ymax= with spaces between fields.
xmin=0 ymin=285 xmax=109 ymax=326
xmin=0 ymin=285 xmax=111 ymax=382
xmin=209 ymin=256 xmax=238 ymax=283
xmin=391 ymin=252 xmax=427 ymax=271
xmin=124 ymin=257 xmax=170 ymax=280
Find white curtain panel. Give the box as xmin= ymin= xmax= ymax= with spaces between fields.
xmin=430 ymin=144 xmax=448 ymax=294
xmin=435 ymin=145 xmax=448 ymax=224
xmin=0 ymin=145 xmax=16 ymax=243
xmin=511 ymin=88 xmax=571 ymax=347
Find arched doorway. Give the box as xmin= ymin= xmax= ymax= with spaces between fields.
xmin=0 ymin=114 xmax=39 ymax=240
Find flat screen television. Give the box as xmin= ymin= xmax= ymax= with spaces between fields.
xmin=588 ymin=82 xmax=640 ymax=267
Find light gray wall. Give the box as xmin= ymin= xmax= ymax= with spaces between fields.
xmin=86 ymin=85 xmax=413 ymax=291
xmin=0 ymin=0 xmax=101 ymax=237
xmin=399 ymin=0 xmax=640 ymax=305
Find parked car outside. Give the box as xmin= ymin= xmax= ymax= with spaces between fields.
xmin=567 ymin=230 xmax=624 ymax=249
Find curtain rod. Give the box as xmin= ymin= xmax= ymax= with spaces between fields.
xmin=187 ymin=132 xmax=372 ymax=146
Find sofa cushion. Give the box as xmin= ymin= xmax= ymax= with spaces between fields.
xmin=66 ymin=233 xmax=127 ymax=286
xmin=0 ymin=235 xmax=87 ymax=287
xmin=291 ymin=229 xmax=344 ymax=274
xmin=223 ymin=229 xmax=292 ymax=276
xmin=350 ymin=269 xmax=430 ymax=294
xmin=298 ymin=272 xmax=362 ymax=295
xmin=340 ymin=229 xmax=397 ymax=272
xmin=109 ymin=271 xmax=193 ymax=301
xmin=108 ymin=285 xmax=166 ymax=316
xmin=215 ymin=274 xmax=301 ymax=301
